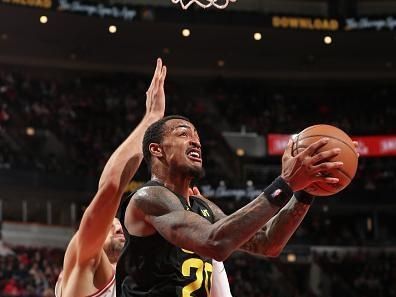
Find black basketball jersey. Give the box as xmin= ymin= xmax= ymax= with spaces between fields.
xmin=116 ymin=181 xmax=216 ymax=297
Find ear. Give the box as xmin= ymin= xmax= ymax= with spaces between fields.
xmin=149 ymin=143 xmax=163 ymax=158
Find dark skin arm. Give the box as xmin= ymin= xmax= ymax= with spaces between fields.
xmin=197 ymin=192 xmax=309 ymax=257
xmin=190 ymin=140 xmax=360 ymax=258
xmin=133 ymin=185 xmax=280 ymax=261
xmin=132 ymin=138 xmax=346 ymax=261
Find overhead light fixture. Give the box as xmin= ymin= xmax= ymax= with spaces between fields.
xmin=182 ymin=28 xmax=191 ymax=37
xmin=287 ymin=253 xmax=296 ymax=263
xmin=253 ymin=32 xmax=262 ymax=41
xmin=40 ymin=16 xmax=48 ymax=24
xmin=324 ymin=35 xmax=332 ymax=45
xmin=236 ymin=148 xmax=245 ymax=156
xmin=109 ymin=25 xmax=117 ymax=34
xmin=26 ymin=127 xmax=35 ymax=136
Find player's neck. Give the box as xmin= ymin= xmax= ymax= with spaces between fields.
xmin=151 ymin=172 xmax=192 ymax=200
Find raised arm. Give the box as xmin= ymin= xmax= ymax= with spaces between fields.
xmin=74 ymin=58 xmax=167 ymax=265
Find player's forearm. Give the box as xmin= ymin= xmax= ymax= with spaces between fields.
xmin=99 ymin=114 xmax=160 ymax=193
xmin=206 ymin=177 xmax=295 ymax=260
xmin=207 ymin=194 xmax=281 ymax=260
xmin=240 ymin=195 xmax=311 ymax=257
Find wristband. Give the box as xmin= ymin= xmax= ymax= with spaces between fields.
xmin=263 ymin=176 xmax=293 ymax=208
xmin=294 ymin=191 xmax=315 ymax=205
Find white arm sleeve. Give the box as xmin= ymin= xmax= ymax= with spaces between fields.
xmin=210 ymin=260 xmax=233 ymax=297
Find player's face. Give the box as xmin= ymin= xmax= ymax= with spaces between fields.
xmin=103 ymin=218 xmax=125 ymax=261
xmin=161 ymin=119 xmax=204 ymax=179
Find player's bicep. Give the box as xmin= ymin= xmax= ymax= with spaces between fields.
xmin=148 ymin=210 xmax=214 ymax=253
xmin=133 ymin=187 xmax=216 ymax=256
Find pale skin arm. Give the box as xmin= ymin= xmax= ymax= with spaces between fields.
xmin=71 ymin=58 xmax=167 ymax=266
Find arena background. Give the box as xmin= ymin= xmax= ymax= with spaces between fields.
xmin=0 ymin=0 xmax=396 ymax=296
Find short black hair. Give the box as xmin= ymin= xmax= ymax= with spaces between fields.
xmin=143 ymin=115 xmax=191 ymax=168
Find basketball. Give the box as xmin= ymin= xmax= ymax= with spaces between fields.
xmin=292 ymin=124 xmax=358 ymax=196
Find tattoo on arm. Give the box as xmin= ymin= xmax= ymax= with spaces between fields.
xmin=240 ymin=196 xmax=310 ymax=256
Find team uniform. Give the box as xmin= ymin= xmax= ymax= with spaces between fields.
xmin=55 ymin=271 xmax=116 ymax=297
xmin=116 ymin=181 xmax=216 ymax=297
xmin=211 ymin=260 xmax=233 ymax=297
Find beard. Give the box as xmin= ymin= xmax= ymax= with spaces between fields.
xmin=184 ymin=164 xmax=205 ymax=180
xmin=104 ymin=238 xmax=124 ymax=263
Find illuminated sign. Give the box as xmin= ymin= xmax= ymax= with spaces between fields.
xmin=345 ymin=17 xmax=396 ymax=31
xmin=272 ymin=16 xmax=339 ymax=31
xmin=1 ymin=0 xmax=51 ymax=9
xmin=57 ymin=0 xmax=137 ymax=20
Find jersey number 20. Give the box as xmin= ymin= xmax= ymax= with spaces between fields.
xmin=182 ymin=258 xmax=213 ymax=297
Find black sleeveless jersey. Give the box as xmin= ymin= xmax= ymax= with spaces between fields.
xmin=116 ymin=181 xmax=216 ymax=297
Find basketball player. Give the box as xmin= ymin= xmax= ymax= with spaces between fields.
xmin=116 ymin=114 xmax=346 ymax=296
xmin=55 ymin=58 xmax=167 ymax=297
xmin=54 ymin=59 xmax=232 ymax=297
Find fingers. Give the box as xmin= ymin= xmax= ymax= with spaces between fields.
xmin=188 ymin=188 xmax=194 ymax=196
xmin=310 ymin=148 xmax=341 ymax=165
xmin=287 ymin=138 xmax=293 ymax=154
xmin=147 ymin=58 xmax=163 ymax=95
xmin=314 ymin=176 xmax=340 ymax=184
xmin=283 ymin=138 xmax=294 ymax=158
xmin=188 ymin=186 xmax=201 ymax=196
xmin=301 ymin=138 xmax=329 ymax=157
xmin=311 ymin=161 xmax=343 ymax=173
xmin=151 ymin=60 xmax=162 ymax=94
xmin=160 ymin=65 xmax=167 ymax=85
xmin=353 ymin=141 xmax=360 ymax=157
xmin=192 ymin=186 xmax=201 ymax=196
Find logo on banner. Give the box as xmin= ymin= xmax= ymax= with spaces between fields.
xmin=345 ymin=17 xmax=396 ymax=31
xmin=57 ymin=0 xmax=137 ymax=21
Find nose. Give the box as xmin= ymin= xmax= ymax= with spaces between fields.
xmin=113 ymin=223 xmax=123 ymax=235
xmin=190 ymin=138 xmax=201 ymax=150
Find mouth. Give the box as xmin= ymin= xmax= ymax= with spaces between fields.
xmin=113 ymin=234 xmax=125 ymax=242
xmin=186 ymin=148 xmax=202 ymax=163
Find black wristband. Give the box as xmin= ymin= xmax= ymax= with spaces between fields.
xmin=294 ymin=191 xmax=315 ymax=205
xmin=263 ymin=176 xmax=293 ymax=208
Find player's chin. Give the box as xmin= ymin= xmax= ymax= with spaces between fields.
xmin=188 ymin=165 xmax=205 ymax=179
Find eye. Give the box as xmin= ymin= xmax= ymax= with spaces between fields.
xmin=180 ymin=132 xmax=188 ymax=137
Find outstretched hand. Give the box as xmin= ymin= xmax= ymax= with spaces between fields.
xmin=281 ymin=137 xmax=344 ymax=192
xmin=145 ymin=58 xmax=167 ymax=120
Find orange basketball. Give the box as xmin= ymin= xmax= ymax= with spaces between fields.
xmin=292 ymin=124 xmax=358 ymax=196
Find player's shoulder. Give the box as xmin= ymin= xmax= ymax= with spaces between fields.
xmin=132 ymin=185 xmax=184 ymax=215
xmin=191 ymin=195 xmax=226 ymax=222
